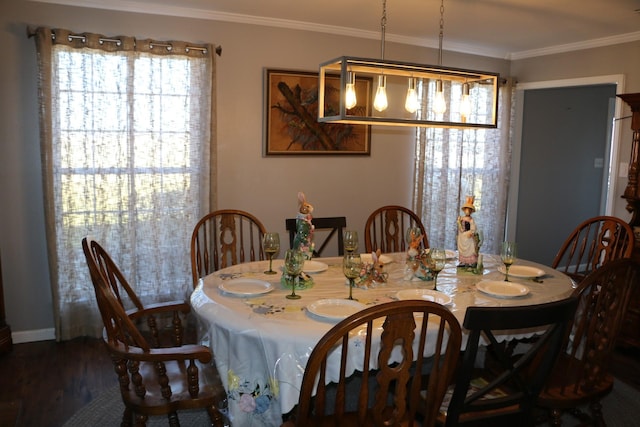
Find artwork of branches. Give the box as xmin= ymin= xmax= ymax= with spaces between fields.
xmin=264 ymin=69 xmax=371 ymax=155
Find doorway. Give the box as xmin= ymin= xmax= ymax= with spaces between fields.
xmin=507 ymin=75 xmax=625 ymax=265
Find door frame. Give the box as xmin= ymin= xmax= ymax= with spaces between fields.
xmin=505 ymin=74 xmax=626 ymax=240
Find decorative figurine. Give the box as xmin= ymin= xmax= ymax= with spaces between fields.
xmin=356 ymin=250 xmax=389 ymax=288
xmin=403 ymin=228 xmax=432 ymax=281
xmin=293 ymin=192 xmax=314 ymax=259
xmin=457 ymin=196 xmax=482 ymax=271
xmin=283 ymin=191 xmax=315 ymax=289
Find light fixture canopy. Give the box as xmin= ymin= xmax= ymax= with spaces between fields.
xmin=318 ymin=56 xmax=499 ymax=128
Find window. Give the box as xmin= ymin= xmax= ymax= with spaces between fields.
xmin=413 ymin=80 xmax=513 ymax=254
xmin=35 ymin=28 xmax=215 ymax=339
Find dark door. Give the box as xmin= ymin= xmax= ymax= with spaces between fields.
xmin=515 ymin=84 xmax=616 ymax=265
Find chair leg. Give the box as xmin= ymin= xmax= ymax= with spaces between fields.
xmin=168 ymin=411 xmax=180 ymax=427
xmin=121 ymin=407 xmax=133 ymax=427
xmin=134 ymin=412 xmax=148 ymax=427
xmin=207 ymin=404 xmax=226 ymax=427
xmin=548 ymin=408 xmax=563 ymax=426
xmin=207 ymin=399 xmax=230 ymax=427
xmin=588 ymin=400 xmax=606 ymax=427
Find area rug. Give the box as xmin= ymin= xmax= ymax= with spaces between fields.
xmin=64 ymin=379 xmax=640 ymax=426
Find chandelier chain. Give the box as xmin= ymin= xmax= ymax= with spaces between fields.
xmin=438 ymin=0 xmax=445 ymax=66
xmin=380 ymin=0 xmax=387 ymax=60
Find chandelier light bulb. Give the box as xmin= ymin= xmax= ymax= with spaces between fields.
xmin=405 ymin=78 xmax=419 ymax=113
xmin=345 ymin=72 xmax=357 ymax=109
xmin=433 ymin=79 xmax=447 ymax=114
xmin=373 ymin=75 xmax=388 ymax=112
xmin=460 ymin=82 xmax=471 ymax=122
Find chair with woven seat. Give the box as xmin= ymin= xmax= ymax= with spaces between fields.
xmin=364 ymin=205 xmax=429 ymax=253
xmin=537 ymin=258 xmax=640 ymax=426
xmin=438 ymin=296 xmax=579 ymax=427
xmin=191 ymin=209 xmax=267 ymax=287
xmin=551 ymin=215 xmax=633 ymax=282
xmin=288 ymin=300 xmax=462 ymax=427
xmin=285 ymin=216 xmax=347 ymax=257
xmin=83 ymin=237 xmax=228 ymax=427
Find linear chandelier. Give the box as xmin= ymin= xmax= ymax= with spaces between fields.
xmin=318 ymin=0 xmax=499 ymax=129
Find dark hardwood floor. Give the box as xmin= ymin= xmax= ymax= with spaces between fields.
xmin=0 ymin=337 xmax=639 ymax=427
xmin=0 ymin=337 xmax=115 ymax=427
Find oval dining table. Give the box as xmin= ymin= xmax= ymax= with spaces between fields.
xmin=190 ymin=252 xmax=575 ymax=427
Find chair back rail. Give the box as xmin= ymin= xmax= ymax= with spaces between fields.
xmin=286 ymin=216 xmax=347 ymax=257
xmin=191 ymin=209 xmax=266 ymax=287
xmin=538 ymin=258 xmax=640 ymax=425
xmin=364 ymin=205 xmax=429 ymax=253
xmin=551 ymin=215 xmax=633 ymax=281
xmin=82 ymin=236 xmax=227 ymax=426
xmin=294 ymin=300 xmax=462 ymax=427
xmin=443 ymin=296 xmax=579 ymax=426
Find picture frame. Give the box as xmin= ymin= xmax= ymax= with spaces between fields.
xmin=264 ymin=69 xmax=371 ymax=155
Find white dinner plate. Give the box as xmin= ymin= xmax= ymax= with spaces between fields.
xmin=498 ymin=265 xmax=545 ymax=278
xmin=219 ymin=278 xmax=274 ymax=296
xmin=476 ymin=280 xmax=529 ymax=298
xmin=360 ymin=253 xmax=394 ymax=264
xmin=273 ymin=260 xmax=329 ymax=274
xmin=396 ymin=289 xmax=452 ymax=305
xmin=307 ymin=299 xmax=367 ymax=321
xmin=303 ymin=260 xmax=329 ymax=273
xmin=424 ymin=249 xmax=457 ymax=260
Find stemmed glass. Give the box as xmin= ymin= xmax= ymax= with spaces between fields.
xmin=501 ymin=242 xmax=517 ymax=282
xmin=430 ymin=248 xmax=446 ymax=291
xmin=262 ymin=232 xmax=280 ymax=275
xmin=343 ymin=230 xmax=359 ymax=254
xmin=343 ymin=253 xmax=362 ymax=300
xmin=284 ymin=249 xmax=304 ymax=299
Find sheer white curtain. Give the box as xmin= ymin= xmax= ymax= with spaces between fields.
xmin=413 ymin=79 xmax=515 ymax=255
xmin=33 ymin=27 xmax=217 ymax=340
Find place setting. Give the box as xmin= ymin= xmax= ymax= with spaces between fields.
xmin=476 ymin=241 xmax=530 ymax=298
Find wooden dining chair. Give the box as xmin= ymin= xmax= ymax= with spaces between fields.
xmin=191 ymin=209 xmax=267 ymax=287
xmin=551 ymin=215 xmax=634 ymax=282
xmin=537 ymin=258 xmax=640 ymax=426
xmin=438 ymin=296 xmax=579 ymax=427
xmin=287 ymin=300 xmax=462 ymax=427
xmin=82 ymin=237 xmax=228 ymax=427
xmin=285 ymin=216 xmax=347 ymax=257
xmin=364 ymin=205 xmax=429 ymax=253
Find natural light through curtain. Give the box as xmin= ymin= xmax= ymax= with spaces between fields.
xmin=33 ymin=27 xmax=217 ymax=340
xmin=413 ymin=79 xmax=514 ymax=255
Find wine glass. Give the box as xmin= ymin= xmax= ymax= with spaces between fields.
xmin=501 ymin=242 xmax=517 ymax=282
xmin=343 ymin=253 xmax=362 ymax=300
xmin=284 ymin=249 xmax=304 ymax=299
xmin=430 ymin=248 xmax=446 ymax=291
xmin=262 ymin=232 xmax=280 ymax=275
xmin=343 ymin=230 xmax=359 ymax=254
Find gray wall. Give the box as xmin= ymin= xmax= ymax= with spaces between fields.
xmin=1 ymin=0 xmax=638 ymax=341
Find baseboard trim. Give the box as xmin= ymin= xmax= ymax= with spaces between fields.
xmin=12 ymin=328 xmax=56 ymax=343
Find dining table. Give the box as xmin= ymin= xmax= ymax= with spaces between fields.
xmin=190 ymin=251 xmax=575 ymax=427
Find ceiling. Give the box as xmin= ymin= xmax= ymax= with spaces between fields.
xmin=37 ymin=0 xmax=640 ymax=59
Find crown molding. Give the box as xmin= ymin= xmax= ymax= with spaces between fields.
xmin=32 ymin=0 xmax=640 ymax=61
xmin=509 ymin=31 xmax=640 ymax=61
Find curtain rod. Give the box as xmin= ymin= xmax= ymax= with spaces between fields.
xmin=27 ymin=26 xmax=222 ymax=56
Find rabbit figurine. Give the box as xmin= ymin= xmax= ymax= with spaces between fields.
xmin=293 ymin=192 xmax=315 ymax=259
xmin=357 ymin=250 xmax=388 ymax=288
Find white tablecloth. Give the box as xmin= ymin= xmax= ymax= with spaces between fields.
xmin=190 ymin=252 xmax=574 ymax=426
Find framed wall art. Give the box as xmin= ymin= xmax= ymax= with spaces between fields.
xmin=264 ymin=69 xmax=371 ymax=155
